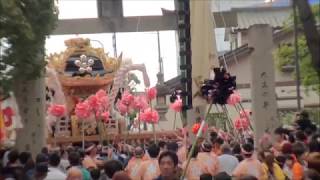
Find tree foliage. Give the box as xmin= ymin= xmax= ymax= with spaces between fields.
xmin=0 ymin=0 xmax=57 ymax=93
xmin=274 ymin=5 xmax=320 ymax=94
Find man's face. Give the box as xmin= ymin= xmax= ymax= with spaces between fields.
xmin=159 ymin=156 xmax=176 ymax=177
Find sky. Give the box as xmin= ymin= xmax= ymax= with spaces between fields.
xmin=45 ymin=0 xmax=293 ymax=89
xmin=46 ymin=0 xmax=178 ymax=90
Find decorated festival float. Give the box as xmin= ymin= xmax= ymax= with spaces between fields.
xmin=0 ymin=38 xmax=254 ymax=148
xmin=44 ymin=38 xmax=178 ymax=146
xmin=0 ymin=38 xmax=255 ymax=148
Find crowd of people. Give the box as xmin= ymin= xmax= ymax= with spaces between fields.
xmin=0 ymin=111 xmax=319 ymax=180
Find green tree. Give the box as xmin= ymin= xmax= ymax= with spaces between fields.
xmin=0 ymin=0 xmax=57 ymax=154
xmin=0 ymin=0 xmax=57 ymax=93
xmin=274 ymin=5 xmax=320 ymax=94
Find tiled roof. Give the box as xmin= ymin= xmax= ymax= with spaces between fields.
xmin=233 ymin=6 xmax=291 ymax=30
xmin=218 ymin=44 xmax=254 ymax=64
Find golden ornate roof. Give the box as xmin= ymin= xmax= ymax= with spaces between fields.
xmin=46 ymin=38 xmax=122 ymax=88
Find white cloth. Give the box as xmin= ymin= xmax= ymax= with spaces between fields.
xmin=44 ymin=167 xmax=67 ymax=180
xmin=218 ymin=154 xmax=239 ymax=176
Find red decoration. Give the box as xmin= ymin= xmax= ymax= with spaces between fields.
xmin=146 ymin=87 xmax=157 ymax=101
xmin=48 ymin=104 xmax=66 ymax=117
xmin=192 ymin=122 xmax=207 ymax=135
xmin=192 ymin=123 xmax=200 ymax=135
xmin=2 ymin=107 xmax=14 ymax=127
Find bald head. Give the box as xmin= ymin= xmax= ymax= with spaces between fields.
xmin=134 ymin=146 xmax=144 ymax=158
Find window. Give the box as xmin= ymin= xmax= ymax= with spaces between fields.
xmin=122 ymin=0 xmax=174 ymax=17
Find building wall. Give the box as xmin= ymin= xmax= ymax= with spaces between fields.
xmin=159 ymin=30 xmax=319 ymax=130
xmin=231 ymin=30 xmax=295 ymax=83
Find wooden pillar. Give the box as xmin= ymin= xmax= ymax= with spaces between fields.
xmin=248 ymin=24 xmax=280 ymax=147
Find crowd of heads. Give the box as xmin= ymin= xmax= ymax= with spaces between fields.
xmin=0 ymin=111 xmax=319 ymax=180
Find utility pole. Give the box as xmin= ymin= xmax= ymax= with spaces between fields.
xmin=157 ymin=31 xmax=164 ymax=82
xmin=293 ymin=0 xmax=301 ymax=111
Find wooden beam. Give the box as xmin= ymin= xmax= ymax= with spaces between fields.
xmin=52 ymin=15 xmax=178 ymax=35
xmin=47 ymin=131 xmax=179 ymax=144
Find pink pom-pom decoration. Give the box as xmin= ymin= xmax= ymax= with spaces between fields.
xmin=234 ymin=117 xmax=249 ymax=130
xmin=151 ymin=110 xmax=159 ymax=123
xmin=99 ymin=96 xmax=109 ymax=109
xmin=48 ymin=104 xmax=66 ymax=117
xmin=240 ymin=109 xmax=251 ymax=119
xmin=117 ymin=101 xmax=128 ymax=115
xmin=140 ymin=108 xmax=159 ymax=124
xmin=146 ymin=87 xmax=157 ymax=101
xmin=170 ymin=98 xmax=183 ymax=112
xmin=101 ymin=111 xmax=110 ymax=123
xmin=133 ymin=96 xmax=148 ymax=111
xmin=121 ymin=91 xmax=134 ymax=106
xmin=227 ymin=92 xmax=241 ymax=105
xmin=96 ymin=89 xmax=107 ymax=98
xmin=75 ymin=101 xmax=91 ymax=119
xmin=139 ymin=111 xmax=147 ymax=121
xmin=87 ymin=95 xmax=100 ymax=112
xmin=95 ymin=89 xmax=109 ymax=110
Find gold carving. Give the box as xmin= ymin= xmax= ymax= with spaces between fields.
xmin=47 ymin=38 xmax=122 ymax=75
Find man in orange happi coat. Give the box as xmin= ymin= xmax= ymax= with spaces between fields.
xmin=138 ymin=144 xmax=161 ymax=180
xmin=182 ymin=146 xmax=206 ymax=180
xmin=126 ymin=146 xmax=145 ymax=180
xmin=232 ymin=143 xmax=266 ymax=179
xmin=197 ymin=141 xmax=220 ymax=176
